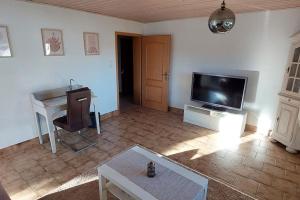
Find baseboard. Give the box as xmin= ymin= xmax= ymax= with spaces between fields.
xmin=169 ymin=106 xmax=257 ymax=132
xmin=168 ymin=106 xmax=184 ymax=115
xmin=100 ymin=110 xmax=120 ymax=120
xmin=245 ymin=124 xmax=257 ymax=132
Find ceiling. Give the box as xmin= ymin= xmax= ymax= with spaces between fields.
xmin=31 ymin=0 xmax=300 ymax=23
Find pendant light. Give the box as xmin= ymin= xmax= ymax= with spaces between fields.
xmin=208 ymin=0 xmax=235 ymax=33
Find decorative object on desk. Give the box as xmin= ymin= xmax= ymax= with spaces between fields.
xmin=41 ymin=28 xmax=64 ymax=56
xmin=208 ymin=0 xmax=235 ymax=33
xmin=83 ymin=32 xmax=99 ymax=55
xmin=147 ymin=161 xmax=156 ymax=178
xmin=0 ymin=26 xmax=12 ymax=57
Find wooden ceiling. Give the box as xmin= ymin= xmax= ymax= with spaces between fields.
xmin=31 ymin=0 xmax=300 ymax=22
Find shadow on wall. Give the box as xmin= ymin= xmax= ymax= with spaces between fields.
xmin=241 ymin=70 xmax=260 ymax=103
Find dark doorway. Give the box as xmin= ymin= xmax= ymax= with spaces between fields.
xmin=118 ymin=36 xmax=134 ymax=109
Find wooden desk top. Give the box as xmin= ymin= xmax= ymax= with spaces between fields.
xmin=31 ymin=85 xmax=97 ymax=108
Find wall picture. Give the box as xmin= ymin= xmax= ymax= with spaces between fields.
xmin=0 ymin=26 xmax=12 ymax=57
xmin=41 ymin=28 xmax=64 ymax=56
xmin=83 ymin=32 xmax=99 ymax=55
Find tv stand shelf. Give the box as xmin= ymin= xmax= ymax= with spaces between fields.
xmin=183 ymin=104 xmax=247 ymax=136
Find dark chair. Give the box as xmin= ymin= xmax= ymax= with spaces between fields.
xmin=53 ymin=87 xmax=96 ymax=152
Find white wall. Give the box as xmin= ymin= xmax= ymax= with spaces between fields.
xmin=144 ymin=8 xmax=300 ymax=132
xmin=0 ymin=0 xmax=143 ymax=148
xmin=1 ymin=0 xmax=300 ymax=149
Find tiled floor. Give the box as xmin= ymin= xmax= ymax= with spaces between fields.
xmin=0 ymin=106 xmax=300 ymax=200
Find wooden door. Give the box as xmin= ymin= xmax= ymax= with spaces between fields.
xmin=274 ymin=102 xmax=298 ymax=143
xmin=142 ymin=35 xmax=171 ymax=112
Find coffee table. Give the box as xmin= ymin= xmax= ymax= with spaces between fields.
xmin=97 ymin=145 xmax=208 ymax=200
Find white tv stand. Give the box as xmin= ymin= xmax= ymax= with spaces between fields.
xmin=183 ymin=104 xmax=247 ymax=136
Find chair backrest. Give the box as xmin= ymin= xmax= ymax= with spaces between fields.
xmin=66 ymin=87 xmax=91 ymax=131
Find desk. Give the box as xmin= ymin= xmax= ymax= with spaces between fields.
xmin=31 ymin=85 xmax=101 ymax=153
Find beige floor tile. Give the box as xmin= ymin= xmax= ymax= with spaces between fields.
xmin=272 ymin=177 xmax=297 ymax=194
xmin=284 ymin=170 xmax=300 ymax=185
xmin=20 ymin=166 xmax=46 ymax=180
xmin=276 ymin=159 xmax=297 ymax=172
xmin=44 ymin=160 xmax=68 ymax=174
xmin=249 ymin=169 xmax=273 ymax=186
xmin=53 ymin=168 xmax=77 ymax=184
xmin=0 ymin=169 xmax=21 ymax=185
xmin=256 ymin=184 xmax=283 ymax=200
xmin=9 ymin=187 xmax=38 ymax=200
xmin=3 ymin=179 xmax=29 ymax=195
xmin=262 ymin=163 xmax=285 ymax=178
xmin=0 ymin=106 xmax=300 ymax=200
xmin=234 ymin=174 xmax=259 ymax=195
xmin=283 ymin=191 xmax=300 ymax=200
xmin=243 ymin=157 xmax=264 ymax=170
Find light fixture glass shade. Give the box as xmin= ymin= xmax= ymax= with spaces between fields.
xmin=208 ymin=1 xmax=235 ymax=33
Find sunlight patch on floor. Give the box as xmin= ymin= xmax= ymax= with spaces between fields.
xmin=43 ymin=171 xmax=98 ymax=197
xmin=161 ymin=143 xmax=196 ymax=156
xmin=257 ymin=114 xmax=272 ymax=136
xmin=161 ymin=130 xmax=258 ymax=161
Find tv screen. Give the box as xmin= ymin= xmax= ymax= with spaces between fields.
xmin=191 ymin=73 xmax=247 ymax=110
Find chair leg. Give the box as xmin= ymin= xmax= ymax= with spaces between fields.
xmin=76 ymin=131 xmax=97 ymax=152
xmin=54 ymin=126 xmax=60 ymax=142
xmin=55 ymin=127 xmax=96 ymax=153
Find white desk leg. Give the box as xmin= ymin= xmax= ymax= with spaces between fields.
xmin=204 ymin=188 xmax=207 ymax=200
xmin=33 ymin=112 xmax=43 ymax=144
xmin=94 ymin=104 xmax=101 ymax=134
xmin=45 ymin=114 xmax=56 ymax=154
xmin=99 ymin=173 xmax=107 ymax=200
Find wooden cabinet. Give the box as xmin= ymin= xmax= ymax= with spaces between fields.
xmin=282 ymin=33 xmax=300 ymax=96
xmin=274 ymin=103 xmax=297 ymax=143
xmin=271 ymin=32 xmax=300 ymax=153
xmin=272 ymin=96 xmax=300 ymax=153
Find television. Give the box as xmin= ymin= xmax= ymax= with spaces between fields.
xmin=191 ymin=73 xmax=247 ymax=110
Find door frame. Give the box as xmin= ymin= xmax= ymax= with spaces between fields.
xmin=115 ymin=32 xmax=142 ymax=111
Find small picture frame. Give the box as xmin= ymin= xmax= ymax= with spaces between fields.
xmin=0 ymin=26 xmax=12 ymax=57
xmin=41 ymin=28 xmax=64 ymax=56
xmin=83 ymin=32 xmax=100 ymax=55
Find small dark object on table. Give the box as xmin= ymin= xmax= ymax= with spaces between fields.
xmin=147 ymin=161 xmax=156 ymax=178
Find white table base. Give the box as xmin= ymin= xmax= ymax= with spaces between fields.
xmin=98 ymin=145 xmax=208 ymax=200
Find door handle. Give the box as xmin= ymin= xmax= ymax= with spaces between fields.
xmin=162 ymin=72 xmax=169 ymax=81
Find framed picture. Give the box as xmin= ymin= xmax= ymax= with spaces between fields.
xmin=41 ymin=28 xmax=64 ymax=56
xmin=83 ymin=32 xmax=100 ymax=55
xmin=0 ymin=26 xmax=12 ymax=57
